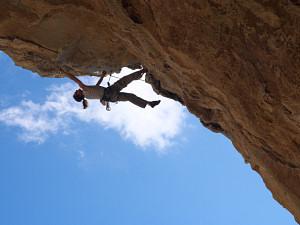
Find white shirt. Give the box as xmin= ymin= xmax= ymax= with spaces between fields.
xmin=83 ymin=86 xmax=105 ymax=99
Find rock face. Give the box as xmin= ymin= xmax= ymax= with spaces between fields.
xmin=0 ymin=0 xmax=299 ymax=222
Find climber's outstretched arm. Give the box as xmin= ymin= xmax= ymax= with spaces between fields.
xmin=96 ymin=75 xmax=104 ymax=86
xmin=96 ymin=70 xmax=107 ymax=86
xmin=59 ymin=69 xmax=87 ymax=90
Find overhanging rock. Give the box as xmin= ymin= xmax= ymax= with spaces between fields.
xmin=0 ymin=0 xmax=299 ymax=222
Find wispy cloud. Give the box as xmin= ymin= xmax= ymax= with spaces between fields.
xmin=0 ymin=68 xmax=187 ymax=152
xmin=77 ymin=150 xmax=86 ymax=159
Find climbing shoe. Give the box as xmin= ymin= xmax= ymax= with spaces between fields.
xmin=141 ymin=68 xmax=148 ymax=73
xmin=149 ymin=100 xmax=161 ymax=108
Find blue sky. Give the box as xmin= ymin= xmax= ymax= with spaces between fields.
xmin=0 ymin=51 xmax=296 ymax=225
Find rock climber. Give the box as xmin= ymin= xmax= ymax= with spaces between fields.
xmin=58 ymin=68 xmax=161 ymax=109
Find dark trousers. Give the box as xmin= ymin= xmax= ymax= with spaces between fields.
xmin=108 ymin=70 xmax=148 ymax=108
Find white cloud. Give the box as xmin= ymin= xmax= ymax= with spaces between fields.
xmin=0 ymin=68 xmax=187 ymax=152
xmin=77 ymin=150 xmax=86 ymax=159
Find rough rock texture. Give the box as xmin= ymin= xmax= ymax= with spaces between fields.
xmin=0 ymin=0 xmax=299 ymax=222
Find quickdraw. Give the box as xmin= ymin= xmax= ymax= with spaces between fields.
xmin=105 ymin=74 xmax=112 ymax=111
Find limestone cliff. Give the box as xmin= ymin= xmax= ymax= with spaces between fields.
xmin=0 ymin=0 xmax=299 ymax=222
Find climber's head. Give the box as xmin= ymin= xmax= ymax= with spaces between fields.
xmin=73 ymin=89 xmax=84 ymax=101
xmin=73 ymin=89 xmax=88 ymax=109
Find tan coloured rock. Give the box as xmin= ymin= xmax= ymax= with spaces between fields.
xmin=0 ymin=0 xmax=299 ymax=222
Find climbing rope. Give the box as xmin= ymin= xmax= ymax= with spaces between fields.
xmin=109 ymin=74 xmax=146 ymax=82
